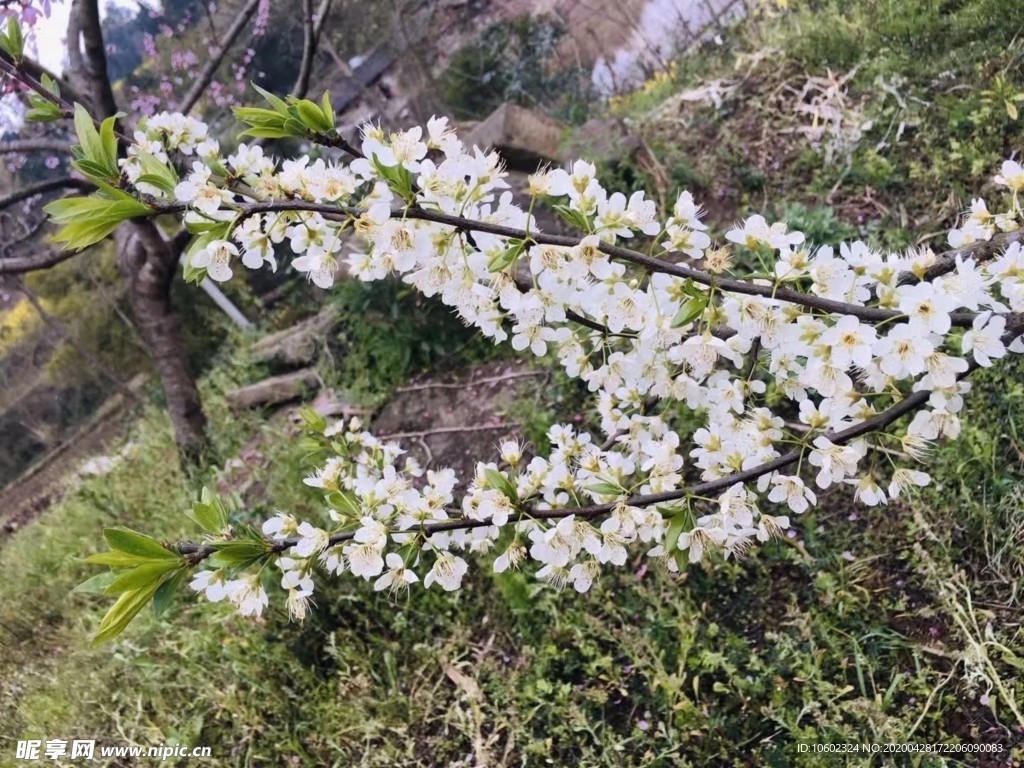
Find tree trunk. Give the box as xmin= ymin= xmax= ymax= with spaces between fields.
xmin=118 ymin=221 xmax=209 ymax=463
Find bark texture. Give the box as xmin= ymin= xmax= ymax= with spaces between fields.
xmin=118 ymin=222 xmax=209 ymax=462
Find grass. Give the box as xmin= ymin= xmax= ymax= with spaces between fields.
xmin=3 ymin=369 xmax=1023 ymax=765
xmin=2 ymin=323 xmax=1023 ymax=766
xmin=606 ymin=0 xmax=1024 ymax=244
xmin=3 ymin=0 xmax=1024 ymax=764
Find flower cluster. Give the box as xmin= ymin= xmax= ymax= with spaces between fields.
xmin=110 ymin=108 xmax=1024 ymax=618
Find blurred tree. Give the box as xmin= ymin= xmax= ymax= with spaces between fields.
xmin=0 ymin=0 xmax=333 ymax=461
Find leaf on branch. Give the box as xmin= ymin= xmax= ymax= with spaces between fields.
xmin=290 ymin=98 xmax=333 ymax=134
xmin=662 ymin=504 xmax=695 ymax=570
xmin=153 ymin=570 xmax=188 ymax=617
xmin=207 ymin=540 xmax=270 ymax=570
xmin=134 ymin=151 xmax=179 ymax=195
xmin=72 ymin=571 xmax=120 ymax=594
xmin=552 ymin=204 xmax=592 ymax=233
xmin=44 ymin=194 xmax=154 ymax=251
xmin=484 ymin=468 xmax=518 ymax=501
xmin=297 ymin=404 xmax=327 ymax=433
xmin=186 ymin=489 xmax=229 ymax=535
xmin=672 ymin=294 xmax=710 ymax=328
xmin=0 ymin=15 xmax=25 ymax=60
xmin=91 ymin=580 xmax=165 ymax=645
xmin=102 ymin=527 xmax=181 ymax=560
xmin=487 ymin=238 xmax=527 ymax=273
xmin=84 ymin=550 xmax=164 ymax=567
xmin=584 ymin=481 xmax=625 ymax=496
xmin=70 ymin=105 xmax=120 ymax=183
xmin=104 ymin=560 xmax=183 ymax=595
xmin=326 ymin=490 xmax=362 ymax=518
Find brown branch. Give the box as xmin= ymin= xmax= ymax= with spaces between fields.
xmin=161 ymin=198 xmax=992 ymax=328
xmin=0 ymin=52 xmax=135 ymax=145
xmin=0 ymin=177 xmax=94 ymax=212
xmin=897 ymin=229 xmax=1024 ymax=285
xmin=0 ymin=215 xmax=48 ymax=258
xmin=175 ymin=329 xmax=1024 ymax=565
xmin=13 ymin=51 xmax=88 ymax=107
xmin=0 ymin=248 xmax=80 ymax=274
xmin=291 ymin=0 xmax=317 ymax=99
xmin=71 ymin=0 xmax=119 ymax=117
xmin=0 ymin=53 xmax=73 ymax=119
xmin=179 ymin=0 xmax=263 ymax=114
xmin=314 ymin=0 xmax=333 ymax=43
xmin=0 ymin=138 xmax=72 ymax=155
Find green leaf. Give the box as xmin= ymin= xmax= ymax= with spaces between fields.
xmin=238 ymin=126 xmax=296 ymax=139
xmin=91 ymin=581 xmax=162 ymax=645
xmin=326 ymin=490 xmax=362 ymax=518
xmin=487 ymin=241 xmax=526 ymax=273
xmin=84 ymin=551 xmax=158 ymax=567
xmin=673 ymin=548 xmax=689 ymax=572
xmin=484 ymin=468 xmax=518 ymax=501
xmin=184 ymin=488 xmax=228 ymax=534
xmin=298 ymin=405 xmax=327 ymax=433
xmin=207 ymin=539 xmax=269 ymax=569
xmin=104 ymin=560 xmax=182 ymax=595
xmin=103 ymin=527 xmax=179 ymax=560
xmin=664 ymin=508 xmax=694 ymax=553
xmin=320 ymin=90 xmax=335 ymax=129
xmin=0 ymin=15 xmax=24 ymax=59
xmin=233 ymin=106 xmax=287 ymax=126
xmin=44 ymin=195 xmax=154 ymax=251
xmin=585 ymin=481 xmax=624 ymax=496
xmin=672 ymin=294 xmax=709 ymax=328
xmin=72 ymin=159 xmax=115 ymax=183
xmin=681 ymin=278 xmax=703 ymax=298
xmin=251 ymin=81 xmax=290 ymax=113
xmin=183 ymin=262 xmax=208 ymax=285
xmin=553 ymin=204 xmax=591 ymax=232
xmin=370 ymin=155 xmax=416 ymax=199
xmin=283 ymin=117 xmax=308 ymax=136
xmin=1007 ymin=100 xmax=1019 ymax=121
xmin=98 ymin=114 xmax=119 ymax=174
xmin=73 ymin=104 xmax=104 ymax=167
xmin=25 ymin=102 xmax=64 ymax=122
xmin=186 ymin=504 xmax=220 ymax=535
xmin=73 ymin=571 xmax=120 ymax=594
xmin=236 ymin=522 xmax=269 ymax=543
xmin=134 ymin=151 xmax=178 ymax=194
xmin=40 ymin=72 xmax=60 ymax=96
xmin=291 ymin=99 xmax=332 ymax=133
xmin=153 ymin=569 xmax=188 ymax=617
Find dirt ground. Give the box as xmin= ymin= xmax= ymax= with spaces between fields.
xmin=374 ymin=359 xmax=548 ymax=484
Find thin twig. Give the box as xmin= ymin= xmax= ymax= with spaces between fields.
xmin=394 ymin=371 xmax=544 ymax=392
xmin=0 ymin=176 xmax=94 ymax=212
xmin=179 ymin=0 xmax=263 ymax=114
xmin=0 ymin=138 xmax=72 ymax=155
xmin=0 ymin=247 xmax=84 ymax=275
xmin=157 ymin=197 xmax=1015 ymax=329
xmin=378 ymin=423 xmax=516 ymax=440
xmin=291 ymin=0 xmax=316 ymax=99
xmin=173 ymin=339 xmax=1018 ymax=566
